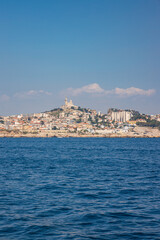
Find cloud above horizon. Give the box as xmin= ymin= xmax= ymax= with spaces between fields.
xmin=0 ymin=90 xmax=52 ymax=103
xmin=65 ymin=83 xmax=155 ymax=97
xmin=14 ymin=90 xmax=52 ymax=99
xmin=0 ymin=94 xmax=10 ymax=102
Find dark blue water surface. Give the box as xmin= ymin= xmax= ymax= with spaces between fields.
xmin=0 ymin=138 xmax=160 ymax=240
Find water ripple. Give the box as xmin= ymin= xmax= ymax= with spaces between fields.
xmin=0 ymin=138 xmax=160 ymax=239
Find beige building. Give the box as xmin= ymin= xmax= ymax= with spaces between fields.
xmin=61 ymin=98 xmax=78 ymax=109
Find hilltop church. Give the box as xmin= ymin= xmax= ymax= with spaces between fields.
xmin=61 ymin=98 xmax=78 ymax=110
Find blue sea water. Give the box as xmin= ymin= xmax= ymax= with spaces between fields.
xmin=0 ymin=138 xmax=160 ymax=240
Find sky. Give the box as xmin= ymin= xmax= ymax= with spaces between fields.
xmin=0 ymin=0 xmax=160 ymax=115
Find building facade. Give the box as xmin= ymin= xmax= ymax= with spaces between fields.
xmin=111 ymin=111 xmax=132 ymax=122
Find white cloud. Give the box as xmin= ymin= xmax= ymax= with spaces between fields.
xmin=65 ymin=83 xmax=155 ymax=97
xmin=14 ymin=90 xmax=52 ymax=98
xmin=114 ymin=87 xmax=155 ymax=96
xmin=0 ymin=94 xmax=10 ymax=102
xmin=66 ymin=83 xmax=105 ymax=96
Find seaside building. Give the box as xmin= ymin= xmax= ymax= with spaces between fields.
xmin=111 ymin=110 xmax=132 ymax=122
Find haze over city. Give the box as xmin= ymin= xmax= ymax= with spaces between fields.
xmin=0 ymin=0 xmax=160 ymax=116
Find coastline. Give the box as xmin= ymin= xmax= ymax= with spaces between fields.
xmin=0 ymin=126 xmax=160 ymax=138
xmin=0 ymin=136 xmax=159 ymax=138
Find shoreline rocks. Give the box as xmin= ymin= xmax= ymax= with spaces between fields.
xmin=0 ymin=127 xmax=160 ymax=138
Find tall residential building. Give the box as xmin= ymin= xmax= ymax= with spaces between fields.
xmin=111 ymin=111 xmax=132 ymax=122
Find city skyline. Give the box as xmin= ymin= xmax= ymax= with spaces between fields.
xmin=0 ymin=0 xmax=160 ymax=115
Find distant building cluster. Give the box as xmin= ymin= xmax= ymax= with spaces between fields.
xmin=0 ymin=98 xmax=159 ymax=136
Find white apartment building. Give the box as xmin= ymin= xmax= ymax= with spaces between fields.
xmin=111 ymin=111 xmax=132 ymax=122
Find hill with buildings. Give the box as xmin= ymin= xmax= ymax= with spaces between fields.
xmin=0 ymin=98 xmax=160 ymax=137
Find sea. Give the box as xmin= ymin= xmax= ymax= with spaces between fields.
xmin=0 ymin=137 xmax=160 ymax=240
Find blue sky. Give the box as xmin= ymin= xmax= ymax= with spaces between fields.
xmin=0 ymin=0 xmax=160 ymax=115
